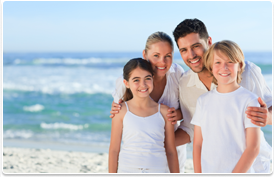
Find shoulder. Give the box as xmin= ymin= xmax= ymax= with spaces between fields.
xmin=114 ymin=102 xmax=127 ymax=121
xmin=179 ymin=69 xmax=192 ymax=83
xmin=169 ymin=63 xmax=185 ymax=80
xmin=239 ymin=87 xmax=259 ymax=100
xmin=242 ymin=61 xmax=262 ymax=76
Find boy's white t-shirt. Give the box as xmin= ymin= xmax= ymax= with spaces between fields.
xmin=191 ymin=86 xmax=260 ymax=173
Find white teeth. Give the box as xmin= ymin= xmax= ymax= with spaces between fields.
xmin=157 ymin=67 xmax=165 ymax=69
xmin=139 ymin=88 xmax=148 ymax=92
xmin=190 ymin=59 xmax=200 ymax=64
xmin=220 ymin=73 xmax=230 ymax=76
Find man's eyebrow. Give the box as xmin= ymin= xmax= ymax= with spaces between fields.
xmin=179 ymin=42 xmax=201 ymax=51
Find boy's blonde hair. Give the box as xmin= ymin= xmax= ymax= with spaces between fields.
xmin=203 ymin=40 xmax=245 ymax=85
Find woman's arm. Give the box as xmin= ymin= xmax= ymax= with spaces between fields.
xmin=193 ymin=125 xmax=202 ymax=173
xmin=232 ymin=127 xmax=260 ymax=173
xmin=161 ymin=105 xmax=179 ymax=173
xmin=108 ymin=107 xmax=124 ymax=173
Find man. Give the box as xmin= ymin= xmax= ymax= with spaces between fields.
xmin=173 ymin=18 xmax=272 ymax=173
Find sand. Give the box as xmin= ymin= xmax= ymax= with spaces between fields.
xmin=3 ymin=147 xmax=272 ymax=174
xmin=3 ymin=147 xmax=194 ymax=174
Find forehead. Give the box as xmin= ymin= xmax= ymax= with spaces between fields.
xmin=129 ymin=67 xmax=152 ymax=78
xmin=177 ymin=33 xmax=205 ymax=48
xmin=213 ymin=50 xmax=230 ymax=61
xmin=148 ymin=41 xmax=173 ymax=52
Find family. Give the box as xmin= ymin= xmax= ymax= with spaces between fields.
xmin=108 ymin=18 xmax=272 ymax=173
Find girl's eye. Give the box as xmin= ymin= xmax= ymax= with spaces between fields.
xmin=133 ymin=79 xmax=139 ymax=82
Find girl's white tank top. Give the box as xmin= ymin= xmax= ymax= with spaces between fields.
xmin=118 ymin=102 xmax=167 ymax=168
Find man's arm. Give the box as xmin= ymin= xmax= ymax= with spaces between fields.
xmin=175 ymin=128 xmax=191 ymax=147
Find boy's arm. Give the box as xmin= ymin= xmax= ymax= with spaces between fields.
xmin=193 ymin=125 xmax=202 ymax=173
xmin=161 ymin=105 xmax=179 ymax=173
xmin=108 ymin=109 xmax=124 ymax=173
xmin=232 ymin=127 xmax=260 ymax=173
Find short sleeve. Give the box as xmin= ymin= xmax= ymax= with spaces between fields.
xmin=244 ymin=98 xmax=261 ymax=129
xmin=240 ymin=61 xmax=272 ymax=108
xmin=112 ymin=75 xmax=126 ymax=103
xmin=190 ymin=98 xmax=202 ymax=126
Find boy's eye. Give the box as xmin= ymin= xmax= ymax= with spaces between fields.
xmin=215 ymin=62 xmax=220 ymax=64
xmin=154 ymin=55 xmax=159 ymax=57
xmin=146 ymin=77 xmax=152 ymax=80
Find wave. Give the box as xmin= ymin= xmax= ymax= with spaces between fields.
xmin=40 ymin=122 xmax=89 ymax=131
xmin=23 ymin=104 xmax=44 ymax=112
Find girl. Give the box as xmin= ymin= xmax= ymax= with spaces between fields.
xmin=108 ymin=58 xmax=179 ymax=173
xmin=191 ymin=40 xmax=264 ymax=173
xmin=110 ymin=32 xmax=186 ymax=172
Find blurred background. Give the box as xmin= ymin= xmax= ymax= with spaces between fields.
xmin=3 ymin=1 xmax=272 ymax=158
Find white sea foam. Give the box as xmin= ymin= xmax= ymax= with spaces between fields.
xmin=3 ymin=65 xmax=122 ymax=95
xmin=3 ymin=130 xmax=33 ymax=139
xmin=23 ymin=104 xmax=44 ymax=112
xmin=40 ymin=122 xmax=89 ymax=130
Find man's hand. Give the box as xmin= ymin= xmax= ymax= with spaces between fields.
xmin=246 ymin=97 xmax=272 ymax=127
xmin=109 ymin=99 xmax=123 ymax=118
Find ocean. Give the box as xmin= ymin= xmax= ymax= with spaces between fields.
xmin=3 ymin=51 xmax=272 ymax=158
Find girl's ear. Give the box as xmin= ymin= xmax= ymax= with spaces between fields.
xmin=123 ymin=79 xmax=130 ymax=89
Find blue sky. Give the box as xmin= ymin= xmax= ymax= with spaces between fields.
xmin=3 ymin=1 xmax=272 ymax=52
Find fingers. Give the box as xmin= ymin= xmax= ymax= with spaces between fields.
xmin=167 ymin=107 xmax=177 ymax=124
xmin=109 ymin=114 xmax=114 ymax=118
xmin=246 ymin=106 xmax=268 ymax=114
xmin=258 ymin=97 xmax=267 ymax=108
xmin=250 ymin=120 xmax=266 ymax=127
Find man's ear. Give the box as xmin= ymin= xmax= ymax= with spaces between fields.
xmin=123 ymin=79 xmax=130 ymax=88
xmin=207 ymin=37 xmax=212 ymax=47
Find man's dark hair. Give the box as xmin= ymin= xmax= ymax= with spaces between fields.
xmin=173 ymin=18 xmax=209 ymax=46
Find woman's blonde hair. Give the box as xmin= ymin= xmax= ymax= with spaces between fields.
xmin=203 ymin=40 xmax=245 ymax=85
xmin=144 ymin=31 xmax=174 ymax=54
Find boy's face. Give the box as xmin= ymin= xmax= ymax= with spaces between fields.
xmin=177 ymin=33 xmax=210 ymax=73
xmin=212 ymin=50 xmax=240 ymax=86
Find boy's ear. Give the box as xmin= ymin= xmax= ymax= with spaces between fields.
xmin=123 ymin=79 xmax=130 ymax=88
xmin=238 ymin=62 xmax=243 ymax=72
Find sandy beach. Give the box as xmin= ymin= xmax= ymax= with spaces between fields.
xmin=3 ymin=146 xmax=273 ymax=174
xmin=3 ymin=147 xmax=195 ymax=173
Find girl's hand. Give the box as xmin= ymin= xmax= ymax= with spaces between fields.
xmin=110 ymin=99 xmax=123 ymax=118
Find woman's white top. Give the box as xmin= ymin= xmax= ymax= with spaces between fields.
xmin=118 ymin=102 xmax=167 ymax=168
xmin=191 ymin=87 xmax=263 ymax=173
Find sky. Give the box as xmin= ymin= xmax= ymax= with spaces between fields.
xmin=3 ymin=1 xmax=273 ymax=52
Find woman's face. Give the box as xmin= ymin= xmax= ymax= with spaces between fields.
xmin=143 ymin=41 xmax=173 ymax=78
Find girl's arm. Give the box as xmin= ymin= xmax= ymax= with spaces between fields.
xmin=108 ymin=105 xmax=125 ymax=173
xmin=193 ymin=125 xmax=202 ymax=173
xmin=161 ymin=105 xmax=179 ymax=173
xmin=232 ymin=127 xmax=260 ymax=173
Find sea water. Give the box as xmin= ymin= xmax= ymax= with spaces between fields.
xmin=3 ymin=52 xmax=272 ymax=157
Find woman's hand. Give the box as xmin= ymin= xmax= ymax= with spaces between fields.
xmin=166 ymin=107 xmax=183 ymax=125
xmin=109 ymin=99 xmax=123 ymax=118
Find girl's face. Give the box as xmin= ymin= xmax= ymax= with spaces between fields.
xmin=212 ymin=50 xmax=240 ymax=87
xmin=143 ymin=41 xmax=173 ymax=78
xmin=124 ymin=67 xmax=153 ymax=99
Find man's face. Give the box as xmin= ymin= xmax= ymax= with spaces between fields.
xmin=177 ymin=33 xmax=210 ymax=73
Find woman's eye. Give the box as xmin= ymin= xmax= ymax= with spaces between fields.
xmin=166 ymin=55 xmax=172 ymax=58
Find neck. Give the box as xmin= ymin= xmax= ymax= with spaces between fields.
xmin=130 ymin=95 xmax=153 ymax=108
xmin=197 ymin=69 xmax=213 ymax=91
xmin=216 ymin=82 xmax=240 ymax=93
xmin=153 ymin=74 xmax=166 ymax=83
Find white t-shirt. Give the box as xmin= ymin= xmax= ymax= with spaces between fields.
xmin=112 ymin=62 xmax=186 ymax=172
xmin=191 ymin=87 xmax=260 ymax=173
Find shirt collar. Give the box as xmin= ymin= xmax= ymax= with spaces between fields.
xmin=166 ymin=63 xmax=175 ymax=76
xmin=187 ymin=69 xmax=217 ymax=90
